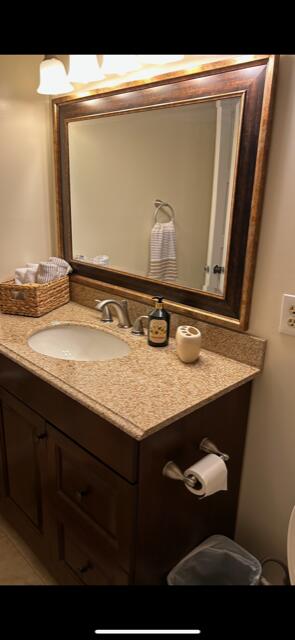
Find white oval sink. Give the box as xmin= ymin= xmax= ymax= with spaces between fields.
xmin=28 ymin=324 xmax=130 ymax=361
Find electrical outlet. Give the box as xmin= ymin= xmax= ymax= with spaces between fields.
xmin=279 ymin=294 xmax=295 ymax=336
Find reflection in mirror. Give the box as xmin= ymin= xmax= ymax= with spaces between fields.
xmin=69 ymin=95 xmax=242 ymax=297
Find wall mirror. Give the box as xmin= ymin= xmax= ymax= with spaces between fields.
xmin=53 ymin=55 xmax=278 ymax=330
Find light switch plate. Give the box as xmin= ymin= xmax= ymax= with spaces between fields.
xmin=279 ymin=294 xmax=295 ymax=336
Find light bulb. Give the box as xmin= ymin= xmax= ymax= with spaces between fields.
xmin=100 ymin=55 xmax=141 ymax=75
xmin=138 ymin=55 xmax=184 ymax=65
xmin=37 ymin=57 xmax=73 ymax=95
xmin=68 ymin=55 xmax=104 ymax=83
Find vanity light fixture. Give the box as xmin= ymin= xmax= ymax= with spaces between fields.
xmin=100 ymin=55 xmax=141 ymax=75
xmin=137 ymin=55 xmax=184 ymax=65
xmin=68 ymin=55 xmax=104 ymax=83
xmin=37 ymin=55 xmax=73 ymax=95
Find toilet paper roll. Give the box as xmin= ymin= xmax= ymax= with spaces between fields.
xmin=183 ymin=453 xmax=228 ymax=497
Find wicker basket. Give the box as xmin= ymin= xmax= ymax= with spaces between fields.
xmin=0 ymin=276 xmax=70 ymax=317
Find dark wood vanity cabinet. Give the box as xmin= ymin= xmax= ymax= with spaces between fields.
xmin=0 ymin=388 xmax=47 ymax=558
xmin=0 ymin=353 xmax=252 ymax=585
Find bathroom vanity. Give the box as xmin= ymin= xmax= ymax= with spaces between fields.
xmin=0 ymin=302 xmax=262 ymax=585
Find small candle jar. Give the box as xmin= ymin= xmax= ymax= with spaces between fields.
xmin=175 ymin=325 xmax=202 ymax=363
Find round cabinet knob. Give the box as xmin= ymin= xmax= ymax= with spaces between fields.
xmin=75 ymin=488 xmax=89 ymax=502
xmin=78 ymin=561 xmax=92 ymax=574
xmin=175 ymin=326 xmax=202 ymax=363
xmin=34 ymin=432 xmax=47 ymax=442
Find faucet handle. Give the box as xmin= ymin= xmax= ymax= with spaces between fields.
xmin=131 ymin=315 xmax=149 ymax=335
xmin=120 ymin=300 xmax=131 ymax=328
xmin=94 ymin=300 xmax=113 ymax=323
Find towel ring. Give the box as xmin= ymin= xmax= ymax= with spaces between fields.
xmin=154 ymin=199 xmax=175 ymax=223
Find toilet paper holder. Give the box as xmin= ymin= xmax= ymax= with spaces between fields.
xmin=162 ymin=437 xmax=230 ymax=487
xmin=199 ymin=437 xmax=229 ymax=462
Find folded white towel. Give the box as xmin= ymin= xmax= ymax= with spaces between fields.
xmin=92 ymin=255 xmax=110 ymax=265
xmin=26 ymin=263 xmax=39 ymax=271
xmin=148 ymin=220 xmax=178 ymax=281
xmin=23 ymin=268 xmax=37 ymax=284
xmin=49 ymin=257 xmax=72 ymax=277
xmin=15 ymin=267 xmax=28 ymax=285
xmin=14 ymin=258 xmax=71 ymax=286
xmin=36 ymin=262 xmax=59 ymax=284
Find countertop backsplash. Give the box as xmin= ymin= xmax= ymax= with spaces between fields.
xmin=70 ymin=279 xmax=266 ymax=369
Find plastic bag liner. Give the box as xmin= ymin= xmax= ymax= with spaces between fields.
xmin=167 ymin=535 xmax=262 ymax=585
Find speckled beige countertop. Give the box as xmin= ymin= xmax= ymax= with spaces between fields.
xmin=0 ymin=302 xmax=260 ymax=440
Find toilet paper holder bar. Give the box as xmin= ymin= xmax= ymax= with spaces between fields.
xmin=162 ymin=461 xmax=197 ymax=487
xmin=162 ymin=437 xmax=229 ymax=486
xmin=199 ymin=437 xmax=230 ymax=462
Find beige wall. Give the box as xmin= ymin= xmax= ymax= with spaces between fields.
xmin=0 ymin=55 xmax=56 ymax=281
xmin=69 ymin=103 xmax=216 ymax=289
xmin=235 ymin=55 xmax=295 ymax=575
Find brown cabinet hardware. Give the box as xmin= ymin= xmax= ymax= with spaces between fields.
xmin=75 ymin=488 xmax=89 ymax=502
xmin=34 ymin=432 xmax=47 ymax=441
xmin=78 ymin=562 xmax=92 ymax=574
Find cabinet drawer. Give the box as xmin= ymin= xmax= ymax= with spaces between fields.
xmin=60 ymin=524 xmax=129 ymax=585
xmin=46 ymin=424 xmax=137 ymax=574
xmin=57 ymin=444 xmax=118 ymax=537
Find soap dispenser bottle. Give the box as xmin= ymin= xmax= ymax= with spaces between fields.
xmin=148 ymin=296 xmax=170 ymax=347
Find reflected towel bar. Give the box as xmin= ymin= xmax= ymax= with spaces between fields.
xmin=154 ymin=199 xmax=175 ymax=223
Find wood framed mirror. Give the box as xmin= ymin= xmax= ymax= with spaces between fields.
xmin=53 ymin=55 xmax=278 ymax=330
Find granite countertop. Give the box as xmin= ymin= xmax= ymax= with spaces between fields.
xmin=0 ymin=302 xmax=260 ymax=440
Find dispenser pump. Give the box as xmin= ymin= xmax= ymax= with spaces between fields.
xmin=153 ymin=296 xmax=164 ymax=310
xmin=147 ymin=296 xmax=170 ymax=347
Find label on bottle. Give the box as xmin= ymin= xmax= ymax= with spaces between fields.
xmin=149 ymin=319 xmax=167 ymax=344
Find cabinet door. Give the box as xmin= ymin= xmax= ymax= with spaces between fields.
xmin=0 ymin=388 xmax=47 ymax=548
xmin=0 ymin=398 xmax=5 ymax=499
xmin=45 ymin=423 xmax=136 ymax=584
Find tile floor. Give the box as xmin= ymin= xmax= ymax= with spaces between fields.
xmin=0 ymin=514 xmax=57 ymax=585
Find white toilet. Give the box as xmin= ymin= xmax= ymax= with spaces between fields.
xmin=287 ymin=506 xmax=295 ymax=585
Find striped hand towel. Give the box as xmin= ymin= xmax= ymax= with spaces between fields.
xmin=148 ymin=220 xmax=177 ymax=281
xmin=36 ymin=262 xmax=59 ymax=284
xmin=49 ymin=256 xmax=73 ymax=277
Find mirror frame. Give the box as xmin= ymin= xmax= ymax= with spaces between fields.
xmin=53 ymin=55 xmax=278 ymax=331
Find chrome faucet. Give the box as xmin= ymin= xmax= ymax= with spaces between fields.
xmin=95 ymin=299 xmax=131 ymax=328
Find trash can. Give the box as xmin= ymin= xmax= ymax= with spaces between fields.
xmin=167 ymin=535 xmax=262 ymax=585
